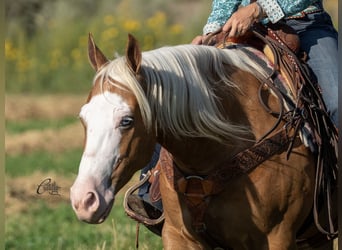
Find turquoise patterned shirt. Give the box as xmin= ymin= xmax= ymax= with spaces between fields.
xmin=203 ymin=0 xmax=321 ymax=34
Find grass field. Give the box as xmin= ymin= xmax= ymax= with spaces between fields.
xmin=5 ymin=94 xmax=163 ymax=250
xmin=5 ymin=0 xmax=338 ymax=248
xmin=5 ymin=91 xmax=338 ymax=249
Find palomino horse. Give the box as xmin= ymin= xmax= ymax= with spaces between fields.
xmin=70 ymin=34 xmax=336 ymax=249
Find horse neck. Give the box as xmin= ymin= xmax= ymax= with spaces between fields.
xmin=157 ymin=66 xmax=280 ymax=176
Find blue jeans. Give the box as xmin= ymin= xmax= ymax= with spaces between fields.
xmin=285 ymin=11 xmax=338 ymax=126
xmin=138 ymin=144 xmax=163 ymax=211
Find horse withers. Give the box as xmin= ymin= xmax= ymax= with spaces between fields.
xmin=70 ymin=34 xmax=336 ymax=249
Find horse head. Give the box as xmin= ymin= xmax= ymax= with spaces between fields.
xmin=70 ymin=34 xmax=156 ymax=224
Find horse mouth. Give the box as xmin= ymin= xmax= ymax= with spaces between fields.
xmin=94 ymin=199 xmax=115 ymax=224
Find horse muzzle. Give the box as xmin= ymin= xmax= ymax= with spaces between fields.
xmin=70 ymin=178 xmax=115 ymax=224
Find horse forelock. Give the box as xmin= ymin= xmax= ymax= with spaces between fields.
xmin=91 ymin=57 xmax=152 ymax=128
xmin=93 ymin=45 xmax=267 ymax=143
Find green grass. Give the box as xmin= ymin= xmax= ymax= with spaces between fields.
xmin=5 ymin=113 xmax=163 ymax=249
xmin=5 ymin=197 xmax=163 ymax=250
xmin=5 ymin=148 xmax=83 ymax=177
xmin=6 ymin=117 xmax=77 ymax=134
xmin=5 ymin=140 xmax=163 ymax=248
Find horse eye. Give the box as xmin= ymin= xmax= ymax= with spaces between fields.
xmin=119 ymin=116 xmax=134 ymax=129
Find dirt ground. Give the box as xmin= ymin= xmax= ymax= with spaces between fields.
xmin=5 ymin=94 xmax=86 ymax=215
xmin=5 ymin=94 xmax=86 ymax=121
xmin=5 ymin=94 xmax=85 ymax=155
xmin=5 ymin=94 xmax=142 ymax=215
xmin=5 ymin=122 xmax=84 ymax=155
xmin=5 ymin=171 xmax=73 ymax=216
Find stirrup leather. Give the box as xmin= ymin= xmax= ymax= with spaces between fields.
xmin=124 ymin=170 xmax=165 ymax=227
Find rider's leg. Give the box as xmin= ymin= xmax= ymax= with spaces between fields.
xmin=285 ymin=11 xmax=338 ymax=126
xmin=126 ymin=144 xmax=163 ymax=235
xmin=138 ymin=143 xmax=163 ymax=211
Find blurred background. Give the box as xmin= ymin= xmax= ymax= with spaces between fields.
xmin=5 ymin=0 xmax=211 ymax=93
xmin=4 ymin=0 xmax=338 ymax=249
xmin=4 ymin=0 xmax=338 ymax=93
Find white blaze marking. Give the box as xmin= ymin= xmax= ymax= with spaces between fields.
xmin=77 ymin=91 xmax=132 ymax=187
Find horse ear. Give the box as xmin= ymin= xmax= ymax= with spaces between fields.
xmin=88 ymin=33 xmax=108 ymax=71
xmin=126 ymin=34 xmax=142 ymax=74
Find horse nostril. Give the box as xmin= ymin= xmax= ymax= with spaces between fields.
xmin=73 ymin=202 xmax=79 ymax=210
xmin=83 ymin=192 xmax=99 ymax=212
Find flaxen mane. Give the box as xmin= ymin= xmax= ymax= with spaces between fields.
xmin=95 ymin=45 xmax=269 ymax=143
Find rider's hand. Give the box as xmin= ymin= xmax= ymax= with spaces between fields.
xmin=191 ymin=33 xmax=217 ymax=45
xmin=222 ymin=2 xmax=262 ymax=38
xmin=191 ymin=35 xmax=204 ymax=45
